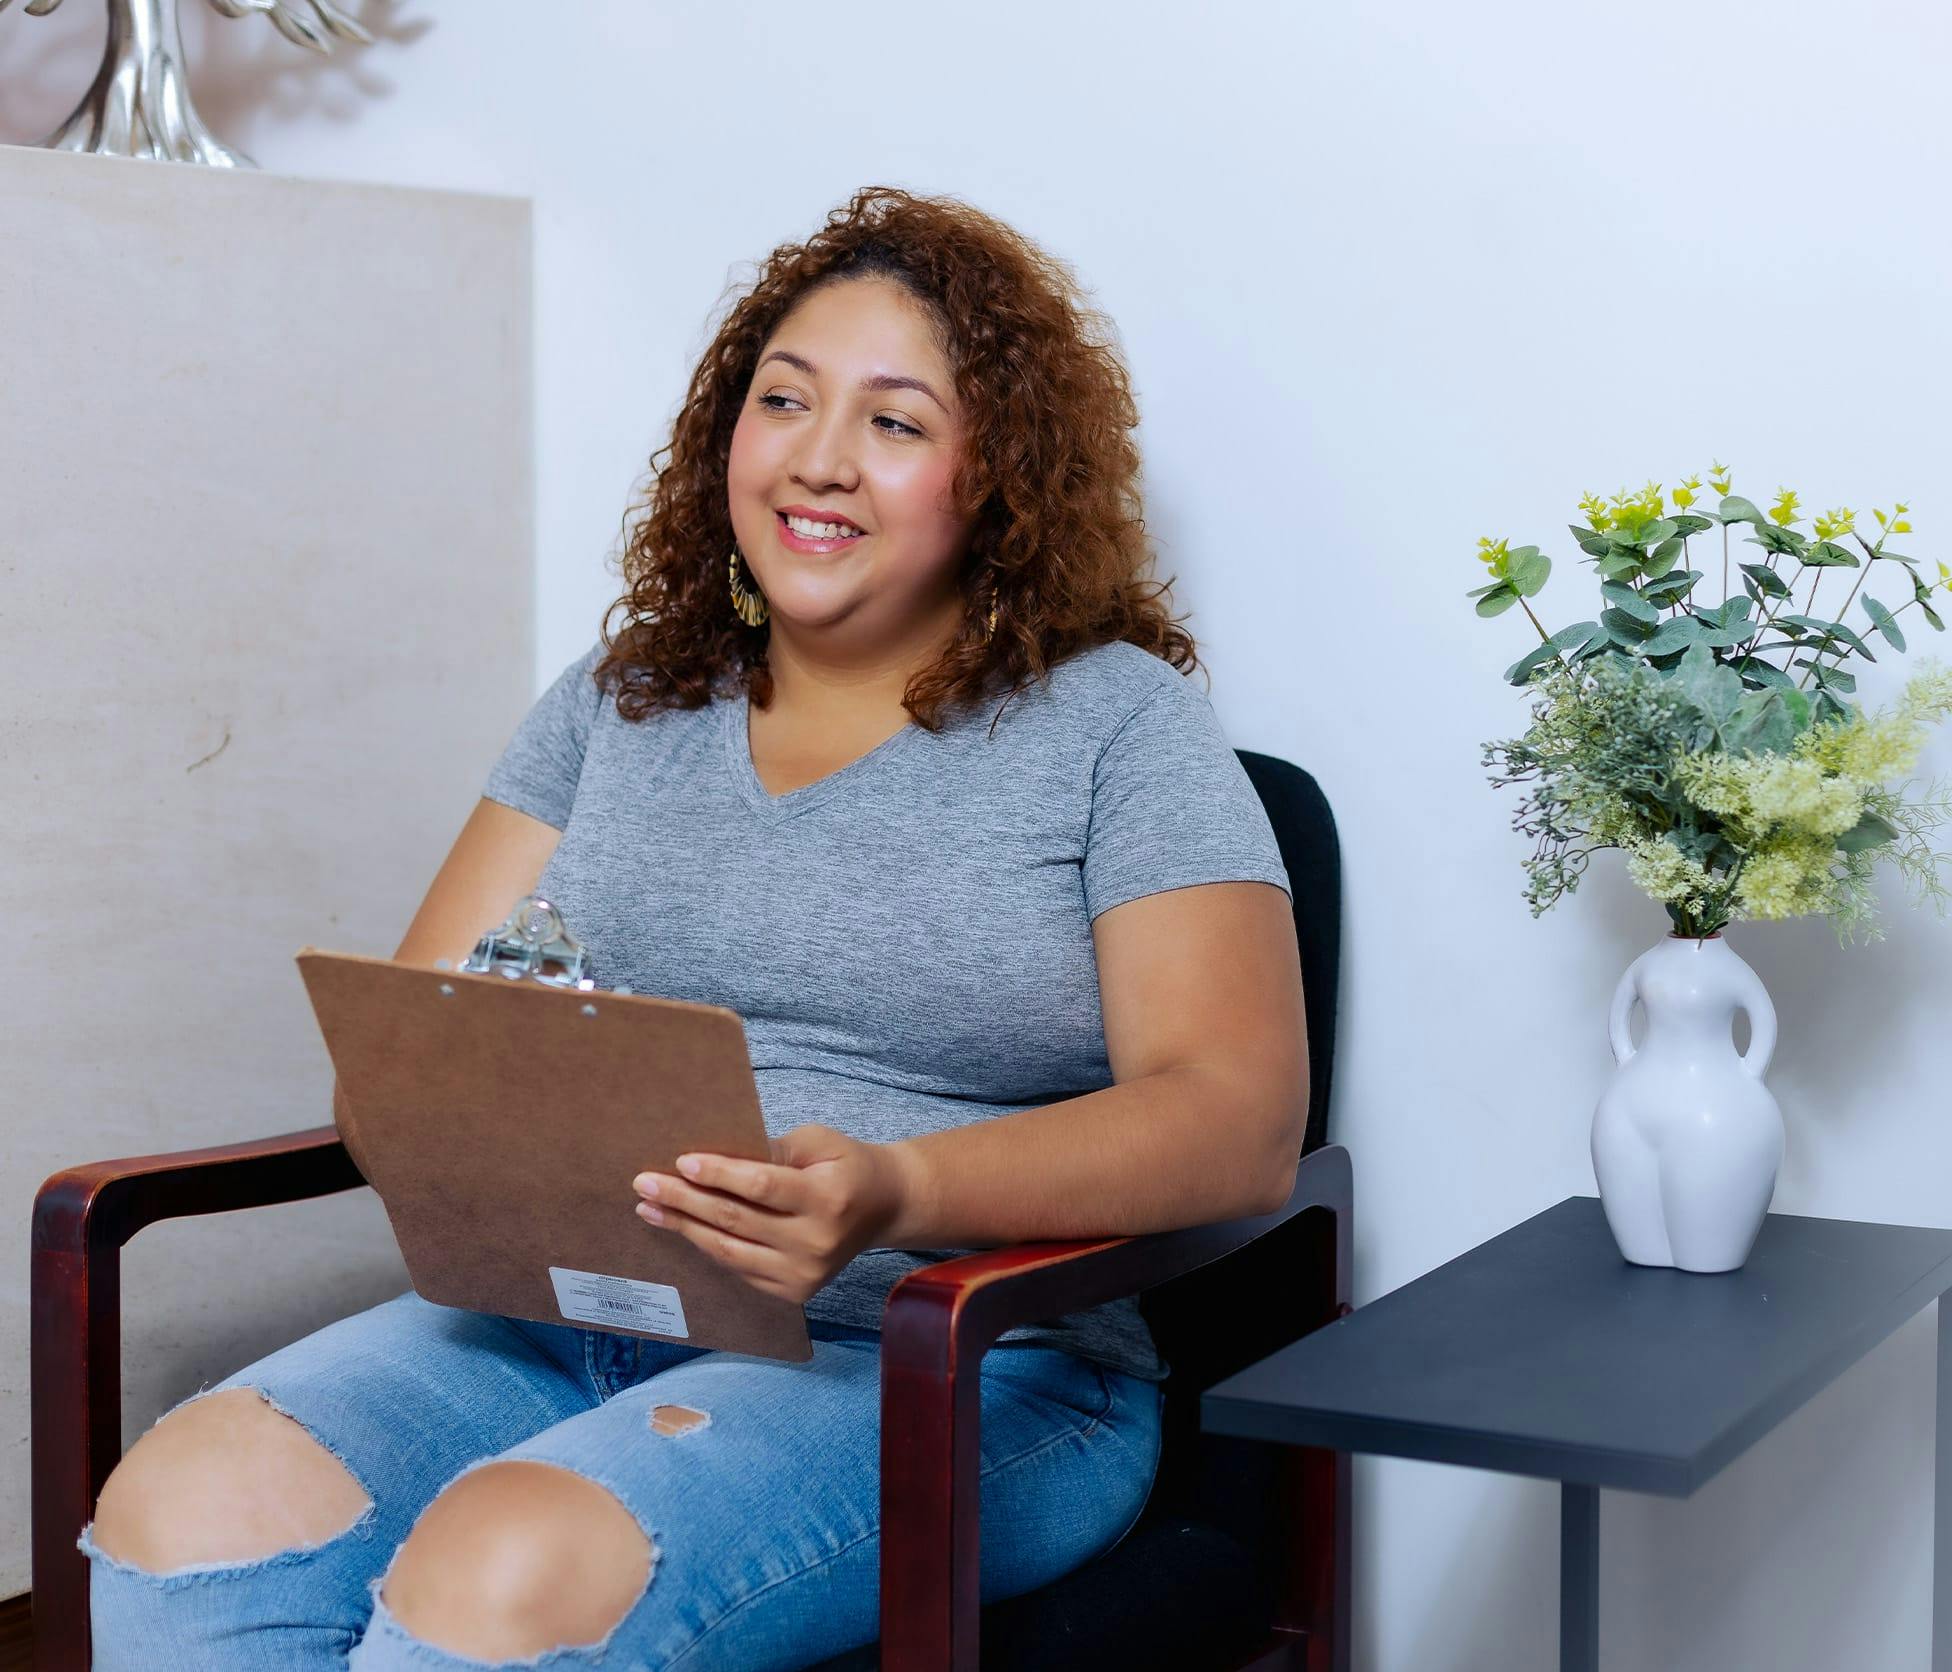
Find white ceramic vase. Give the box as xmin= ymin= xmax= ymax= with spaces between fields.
xmin=1591 ymin=931 xmax=1784 ymax=1272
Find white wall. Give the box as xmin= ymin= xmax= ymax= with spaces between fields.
xmin=6 ymin=3 xmax=1948 ymax=1665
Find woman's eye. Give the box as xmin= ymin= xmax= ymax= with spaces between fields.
xmin=754 ymin=393 xmax=919 ymax=439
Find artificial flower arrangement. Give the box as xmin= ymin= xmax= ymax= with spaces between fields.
xmin=1469 ymin=464 xmax=1952 ymax=1276
xmin=1474 ymin=462 xmax=1952 ymax=945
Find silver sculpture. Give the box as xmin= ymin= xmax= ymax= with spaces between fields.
xmin=3 ymin=0 xmax=371 ymax=167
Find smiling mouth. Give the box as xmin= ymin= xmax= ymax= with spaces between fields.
xmin=776 ymin=510 xmax=868 ymax=550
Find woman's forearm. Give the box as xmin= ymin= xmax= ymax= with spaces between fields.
xmin=881 ymin=1063 xmax=1305 ymax=1249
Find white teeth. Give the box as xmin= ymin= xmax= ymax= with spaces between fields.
xmin=783 ymin=513 xmax=862 ymax=539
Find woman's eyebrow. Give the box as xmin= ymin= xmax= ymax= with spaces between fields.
xmin=756 ymin=348 xmax=948 ymax=413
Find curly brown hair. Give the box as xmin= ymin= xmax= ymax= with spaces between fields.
xmin=594 ymin=184 xmax=1201 ymax=734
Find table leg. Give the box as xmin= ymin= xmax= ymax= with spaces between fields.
xmin=1562 ymin=1483 xmax=1598 ymax=1672
xmin=1937 ymin=1297 xmax=1950 ymax=1672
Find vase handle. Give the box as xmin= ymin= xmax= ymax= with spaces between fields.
xmin=1607 ymin=956 xmax=1643 ymax=1066
xmin=1734 ymin=962 xmax=1778 ymax=1080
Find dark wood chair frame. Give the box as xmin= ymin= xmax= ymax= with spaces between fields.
xmin=32 ymin=747 xmax=1351 ymax=1671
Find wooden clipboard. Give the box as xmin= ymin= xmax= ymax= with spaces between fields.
xmin=295 ymin=948 xmax=811 ymax=1362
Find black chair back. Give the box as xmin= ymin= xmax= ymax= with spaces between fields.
xmin=1136 ymin=749 xmax=1343 ymax=1546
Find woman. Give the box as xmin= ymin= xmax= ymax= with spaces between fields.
xmin=79 ymin=184 xmax=1307 ymax=1671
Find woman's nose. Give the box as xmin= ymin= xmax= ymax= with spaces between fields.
xmin=790 ymin=409 xmax=860 ymax=490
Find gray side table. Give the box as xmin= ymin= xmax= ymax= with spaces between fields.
xmin=1202 ymin=1195 xmax=1952 ymax=1672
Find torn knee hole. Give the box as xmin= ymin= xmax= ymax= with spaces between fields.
xmin=649 ymin=1404 xmax=710 ymax=1437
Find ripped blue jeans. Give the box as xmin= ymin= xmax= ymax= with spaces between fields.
xmin=80 ymin=1287 xmax=1164 ymax=1670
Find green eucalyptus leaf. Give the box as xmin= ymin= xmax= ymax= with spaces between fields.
xmin=1805 ymin=540 xmax=1860 ymax=568
xmin=1601 ymin=606 xmax=1657 ymax=644
xmin=1822 ymin=620 xmax=1876 ymax=660
xmin=1475 ymin=587 xmax=1521 ymax=618
xmin=1747 ymin=524 xmax=1810 ymax=557
xmin=1836 ymin=810 xmax=1899 ymax=854
xmin=1698 ymin=595 xmax=1753 ymax=630
xmin=1732 ymin=656 xmax=1794 ymax=691
xmin=1635 ymin=519 xmax=1678 ymax=550
xmin=1569 ymin=523 xmax=1611 ymax=557
xmin=1772 ymin=616 xmax=1873 ymax=663
xmin=1718 ymin=495 xmax=1766 ymax=526
xmin=1572 ymin=635 xmax=1616 ymax=664
xmin=1643 ymin=615 xmax=1703 ymax=655
xmin=1601 ymin=582 xmax=1660 ymax=623
xmin=1801 ymin=659 xmax=1856 ymax=693
xmin=1504 ymin=642 xmax=1563 ymax=685
xmin=1677 ymin=643 xmax=1744 ymax=728
xmin=1597 ymin=550 xmax=1643 ymax=582
xmin=1775 ymin=615 xmax=1876 ymax=659
xmin=1669 ymin=513 xmax=1714 ymax=537
xmin=1507 ymin=549 xmax=1552 ymax=597
xmin=1813 ymin=689 xmax=1851 ymax=726
xmin=1780 ymin=687 xmax=1812 ymax=732
xmin=1860 ymin=594 xmax=1907 ymax=651
xmin=1723 ymin=689 xmax=1796 ymax=756
xmin=1924 ymin=600 xmax=1946 ymax=632
xmin=1644 ymin=537 xmax=1684 ymax=579
xmin=1739 ymin=562 xmax=1792 ymax=599
xmin=1548 ymin=619 xmax=1603 ymax=651
xmin=1643 ymin=570 xmax=1703 ymax=607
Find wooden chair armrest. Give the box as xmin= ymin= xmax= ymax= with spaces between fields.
xmin=31 ymin=1126 xmax=367 ymax=1672
xmin=874 ymin=1143 xmax=1353 ymax=1671
xmin=34 ymin=1125 xmax=364 ymax=1261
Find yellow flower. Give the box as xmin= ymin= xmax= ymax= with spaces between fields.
xmin=1769 ymin=488 xmax=1801 ymax=526
xmin=1477 ymin=535 xmax=1511 ymax=578
xmin=1577 ymin=491 xmax=1611 ymax=530
xmin=1708 ymin=458 xmax=1733 ymax=494
xmin=1937 ymin=559 xmax=1951 ymax=590
xmin=1813 ymin=507 xmax=1856 ymax=540
xmin=1733 ymin=834 xmax=1837 ymax=920
xmin=1621 ymin=834 xmax=1718 ymax=909
xmin=1608 ymin=481 xmax=1664 ymax=535
xmin=1673 ymin=474 xmax=1703 ymax=510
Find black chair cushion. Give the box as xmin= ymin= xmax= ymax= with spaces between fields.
xmin=806 ymin=1506 xmax=1275 ymax=1672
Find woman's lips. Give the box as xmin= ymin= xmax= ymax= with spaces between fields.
xmin=775 ymin=510 xmax=867 ymax=555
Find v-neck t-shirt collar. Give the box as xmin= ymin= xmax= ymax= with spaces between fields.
xmin=719 ymin=685 xmax=924 ymax=823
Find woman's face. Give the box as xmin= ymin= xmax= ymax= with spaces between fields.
xmin=726 ymin=276 xmax=975 ymax=655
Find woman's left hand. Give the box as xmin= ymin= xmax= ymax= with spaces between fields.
xmin=631 ymin=1123 xmax=915 ymax=1305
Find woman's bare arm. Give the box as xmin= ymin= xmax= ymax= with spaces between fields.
xmin=332 ymin=798 xmax=563 ymax=1130
xmin=882 ymin=878 xmax=1309 ymax=1242
xmin=389 ymin=798 xmax=565 ymax=966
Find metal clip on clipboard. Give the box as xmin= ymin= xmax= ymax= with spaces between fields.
xmin=451 ymin=895 xmax=599 ymax=990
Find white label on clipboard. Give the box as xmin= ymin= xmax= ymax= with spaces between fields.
xmin=549 ymin=1266 xmax=691 ymax=1336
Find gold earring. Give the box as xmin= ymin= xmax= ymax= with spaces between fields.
xmin=728 ymin=544 xmax=769 ymax=627
xmin=984 ymin=594 xmax=998 ymax=642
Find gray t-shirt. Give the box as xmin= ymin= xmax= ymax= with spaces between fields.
xmin=481 ymin=635 xmax=1292 ymax=1382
